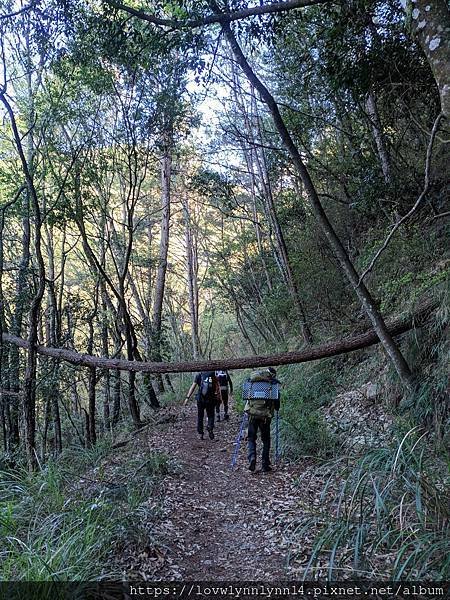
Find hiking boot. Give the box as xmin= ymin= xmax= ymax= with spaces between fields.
xmin=207 ymin=428 xmax=214 ymax=440
xmin=217 ymin=414 xmax=221 ymax=422
xmin=224 ymin=413 xmax=229 ymax=421
xmin=249 ymin=458 xmax=256 ymax=472
xmin=199 ymin=433 xmax=204 ymax=440
xmin=262 ymin=465 xmax=272 ymax=473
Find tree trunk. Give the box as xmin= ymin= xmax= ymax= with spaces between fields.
xmin=404 ymin=0 xmax=450 ymax=118
xmin=0 ymin=198 xmax=13 ymax=452
xmin=42 ymin=397 xmax=51 ymax=460
xmin=45 ymin=223 xmax=62 ymax=456
xmin=88 ymin=367 xmax=97 ymax=446
xmin=71 ymin=379 xmax=80 ymax=415
xmin=215 ymin=15 xmax=414 ymax=389
xmin=74 ymin=170 xmax=148 ymax=422
xmin=0 ymin=87 xmax=46 ymax=471
xmin=50 ymin=367 xmax=62 ymax=455
xmin=365 ymin=92 xmax=392 ymax=184
xmin=1 ymin=394 xmax=7 ymax=452
xmin=249 ymin=87 xmax=312 ymax=343
xmin=111 ymin=369 xmax=121 ymax=426
xmin=7 ymin=187 xmax=29 ymax=449
xmin=100 ymin=288 xmax=111 ymax=430
xmin=182 ymin=194 xmax=201 ymax=358
xmin=229 ymin=64 xmax=273 ymax=292
xmin=99 ymin=212 xmax=111 ymax=432
xmin=128 ymin=371 xmax=140 ymax=426
xmin=87 ymin=308 xmax=97 ymax=445
xmin=236 ymin=308 xmax=258 ymax=354
xmin=231 ymin=61 xmax=311 ymax=340
xmin=83 ymin=408 xmax=91 ymax=448
xmin=2 ymin=298 xmax=435 ymax=374
xmin=152 ymin=135 xmax=173 ymax=387
xmin=164 ymin=374 xmax=175 ymax=392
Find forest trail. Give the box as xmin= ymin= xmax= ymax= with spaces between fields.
xmin=117 ymin=401 xmax=307 ymax=580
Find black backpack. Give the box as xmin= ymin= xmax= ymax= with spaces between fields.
xmin=216 ymin=370 xmax=228 ymax=388
xmin=199 ymin=372 xmax=215 ymax=400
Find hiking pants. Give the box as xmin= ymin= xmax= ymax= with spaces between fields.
xmin=197 ymin=398 xmax=215 ymax=434
xmin=216 ymin=389 xmax=229 ymax=416
xmin=247 ymin=416 xmax=271 ymax=468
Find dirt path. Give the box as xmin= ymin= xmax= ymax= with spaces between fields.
xmin=119 ymin=401 xmax=306 ymax=580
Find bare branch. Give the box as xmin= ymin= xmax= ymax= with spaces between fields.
xmin=0 ymin=184 xmax=26 ymax=213
xmin=432 ymin=211 xmax=450 ymax=220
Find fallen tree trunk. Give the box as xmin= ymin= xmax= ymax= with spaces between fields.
xmin=1 ymin=300 xmax=437 ymax=374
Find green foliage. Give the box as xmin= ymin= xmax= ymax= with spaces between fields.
xmin=355 ymin=223 xmax=449 ymax=313
xmin=399 ymin=296 xmax=449 ymax=439
xmin=0 ymin=464 xmax=113 ymax=580
xmin=289 ymin=429 xmax=449 ymax=579
xmin=233 ymin=365 xmax=336 ymax=461
xmin=190 ymin=168 xmax=237 ymax=213
xmin=1 ymin=0 xmax=448 ymax=582
xmin=277 ymin=364 xmax=338 ymax=459
xmin=0 ymin=500 xmax=15 ymax=536
xmin=232 ymin=364 xmax=338 ymax=459
xmin=0 ymin=444 xmax=172 ymax=580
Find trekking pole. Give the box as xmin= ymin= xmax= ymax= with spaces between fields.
xmin=230 ymin=412 xmax=248 ymax=470
xmin=274 ymin=412 xmax=280 ymax=463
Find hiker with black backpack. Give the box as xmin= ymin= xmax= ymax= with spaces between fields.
xmin=184 ymin=371 xmax=218 ymax=440
xmin=215 ymin=370 xmax=233 ymax=422
xmin=243 ymin=367 xmax=281 ymax=473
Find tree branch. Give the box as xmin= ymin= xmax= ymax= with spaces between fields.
xmin=432 ymin=211 xmax=450 ymax=220
xmin=2 ymin=299 xmax=437 ymax=374
xmin=106 ymin=0 xmax=334 ymax=28
xmin=0 ymin=2 xmax=36 ymax=21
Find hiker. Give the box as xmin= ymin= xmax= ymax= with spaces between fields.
xmin=184 ymin=371 xmax=218 ymax=440
xmin=215 ymin=369 xmax=233 ymax=421
xmin=244 ymin=367 xmax=281 ymax=473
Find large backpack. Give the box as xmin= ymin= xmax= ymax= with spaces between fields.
xmin=199 ymin=372 xmax=216 ymax=401
xmin=249 ymin=369 xmax=274 ymax=383
xmin=243 ymin=370 xmax=280 ymax=419
xmin=216 ymin=370 xmax=229 ymax=391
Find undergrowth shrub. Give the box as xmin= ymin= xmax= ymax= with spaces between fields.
xmin=0 ymin=464 xmax=114 ymax=580
xmin=398 ymin=291 xmax=449 ymax=443
xmin=278 ymin=363 xmax=338 ymax=459
xmin=288 ymin=428 xmax=450 ymax=580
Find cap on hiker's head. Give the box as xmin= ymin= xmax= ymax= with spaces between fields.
xmin=269 ymin=367 xmax=276 ymax=376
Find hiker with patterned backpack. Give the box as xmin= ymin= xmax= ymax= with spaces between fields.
xmin=185 ymin=371 xmax=218 ymax=440
xmin=215 ymin=369 xmax=233 ymax=422
xmin=244 ymin=367 xmax=281 ymax=473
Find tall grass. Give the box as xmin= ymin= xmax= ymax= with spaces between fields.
xmin=0 ymin=443 xmax=172 ymax=580
xmin=288 ymin=428 xmax=450 ymax=580
xmin=0 ymin=465 xmax=114 ymax=580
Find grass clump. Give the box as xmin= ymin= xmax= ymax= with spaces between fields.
xmin=288 ymin=428 xmax=450 ymax=580
xmin=0 ymin=463 xmax=114 ymax=580
xmin=0 ymin=443 xmax=172 ymax=581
